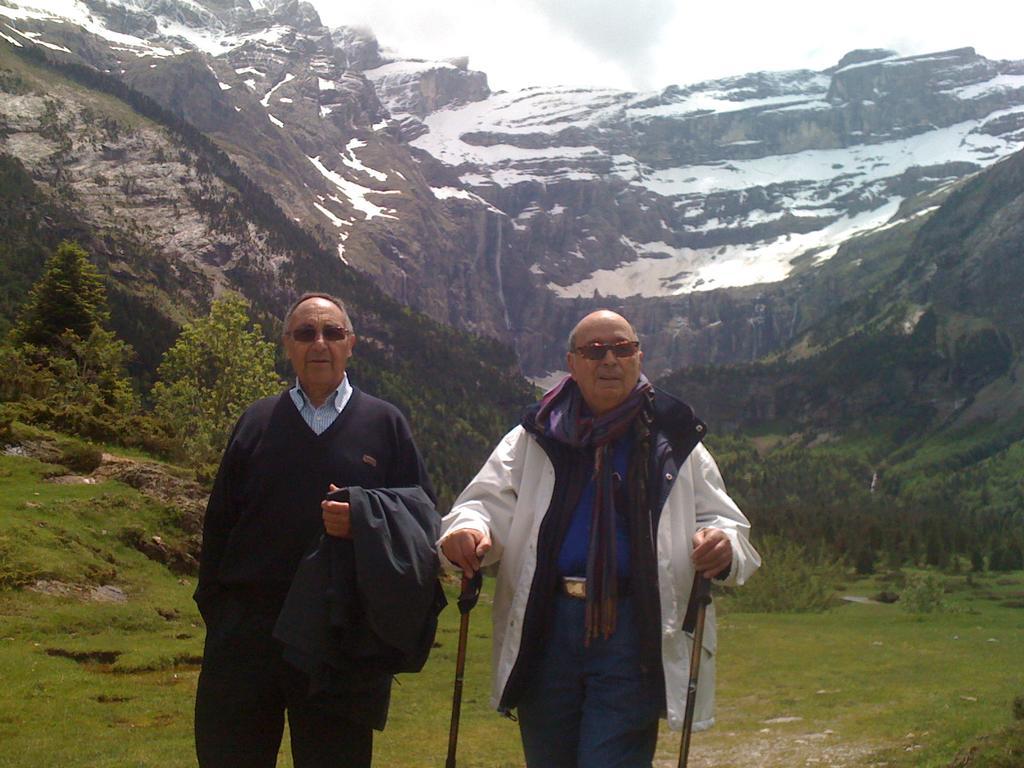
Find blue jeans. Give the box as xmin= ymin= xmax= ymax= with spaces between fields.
xmin=516 ymin=594 xmax=662 ymax=768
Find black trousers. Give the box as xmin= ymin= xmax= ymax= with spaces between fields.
xmin=195 ymin=594 xmax=373 ymax=768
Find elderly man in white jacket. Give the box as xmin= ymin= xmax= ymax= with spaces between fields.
xmin=440 ymin=310 xmax=759 ymax=768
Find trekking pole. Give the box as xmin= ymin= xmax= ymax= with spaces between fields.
xmin=678 ymin=573 xmax=712 ymax=768
xmin=445 ymin=570 xmax=483 ymax=768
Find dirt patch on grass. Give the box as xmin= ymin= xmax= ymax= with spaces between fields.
xmin=95 ymin=694 xmax=133 ymax=703
xmin=656 ymin=730 xmax=887 ymax=768
xmin=45 ymin=648 xmax=122 ymax=665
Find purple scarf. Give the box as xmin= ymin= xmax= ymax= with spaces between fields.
xmin=535 ymin=374 xmax=653 ymax=643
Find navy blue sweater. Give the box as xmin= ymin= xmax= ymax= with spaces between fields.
xmin=195 ymin=388 xmax=434 ymax=613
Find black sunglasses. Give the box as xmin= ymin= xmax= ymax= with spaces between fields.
xmin=286 ymin=325 xmax=350 ymax=343
xmin=574 ymin=340 xmax=640 ymax=360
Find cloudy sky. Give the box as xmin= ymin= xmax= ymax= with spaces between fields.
xmin=309 ymin=0 xmax=1024 ymax=93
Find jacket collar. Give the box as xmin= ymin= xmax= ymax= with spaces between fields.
xmin=650 ymin=386 xmax=707 ymax=446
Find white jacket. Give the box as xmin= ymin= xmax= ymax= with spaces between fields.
xmin=440 ymin=422 xmax=760 ymax=731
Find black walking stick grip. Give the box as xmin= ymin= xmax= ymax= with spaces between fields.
xmin=458 ymin=570 xmax=483 ymax=615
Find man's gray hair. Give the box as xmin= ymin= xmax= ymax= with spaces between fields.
xmin=283 ymin=292 xmax=354 ymax=333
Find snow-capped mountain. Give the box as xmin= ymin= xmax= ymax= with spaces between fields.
xmin=2 ymin=0 xmax=1024 ymax=379
xmin=410 ymin=54 xmax=1024 ymax=297
xmin=375 ymin=45 xmax=1024 ymax=377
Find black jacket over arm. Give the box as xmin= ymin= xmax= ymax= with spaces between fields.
xmin=273 ymin=486 xmax=446 ymax=729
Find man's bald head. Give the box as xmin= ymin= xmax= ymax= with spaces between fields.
xmin=567 ymin=310 xmax=638 ymax=352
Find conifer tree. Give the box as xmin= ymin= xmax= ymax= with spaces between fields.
xmin=854 ymin=546 xmax=876 ymax=575
xmin=10 ymin=241 xmax=109 ymax=347
xmin=4 ymin=241 xmax=140 ymax=441
xmin=925 ymin=527 xmax=947 ymax=568
xmin=971 ymin=548 xmax=986 ymax=573
xmin=1005 ymin=541 xmax=1024 ymax=571
xmin=989 ymin=544 xmax=1007 ymax=572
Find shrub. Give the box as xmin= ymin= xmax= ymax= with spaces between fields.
xmin=899 ymin=573 xmax=951 ymax=613
xmin=117 ymin=524 xmax=147 ymax=550
xmin=0 ymin=403 xmax=14 ymax=443
xmin=0 ymin=536 xmax=39 ymax=589
xmin=719 ymin=535 xmax=844 ymax=613
xmin=7 ymin=330 xmax=141 ymax=442
xmin=57 ymin=439 xmax=103 ymax=474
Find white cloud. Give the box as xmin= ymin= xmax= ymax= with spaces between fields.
xmin=312 ymin=0 xmax=631 ymax=90
xmin=308 ymin=0 xmax=1024 ymax=91
xmin=526 ymin=0 xmax=679 ymax=90
xmin=654 ymin=0 xmax=1024 ymax=86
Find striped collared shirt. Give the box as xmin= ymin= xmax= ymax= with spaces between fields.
xmin=288 ymin=376 xmax=353 ymax=435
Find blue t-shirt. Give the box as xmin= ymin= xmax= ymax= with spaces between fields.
xmin=556 ymin=434 xmax=633 ymax=578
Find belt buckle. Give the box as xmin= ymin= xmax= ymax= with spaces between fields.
xmin=562 ymin=577 xmax=586 ymax=600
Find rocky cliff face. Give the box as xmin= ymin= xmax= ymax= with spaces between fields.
xmin=0 ymin=0 xmax=511 ymax=339
xmin=363 ymin=58 xmax=489 ymax=119
xmin=0 ymin=61 xmax=293 ymax=347
xmin=2 ymin=0 xmax=1023 ymax=383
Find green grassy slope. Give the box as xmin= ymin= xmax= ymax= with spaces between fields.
xmin=3 ymin=447 xmax=1023 ymax=768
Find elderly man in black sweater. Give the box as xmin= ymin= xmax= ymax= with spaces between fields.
xmin=194 ymin=293 xmax=437 ymax=768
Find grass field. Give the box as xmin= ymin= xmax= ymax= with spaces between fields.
xmin=1 ymin=450 xmax=1022 ymax=767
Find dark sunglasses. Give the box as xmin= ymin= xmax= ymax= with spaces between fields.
xmin=286 ymin=324 xmax=349 ymax=343
xmin=574 ymin=340 xmax=640 ymax=360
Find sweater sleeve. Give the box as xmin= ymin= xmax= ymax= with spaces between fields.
xmin=194 ymin=416 xmax=245 ymax=615
xmin=387 ymin=410 xmax=437 ymax=504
